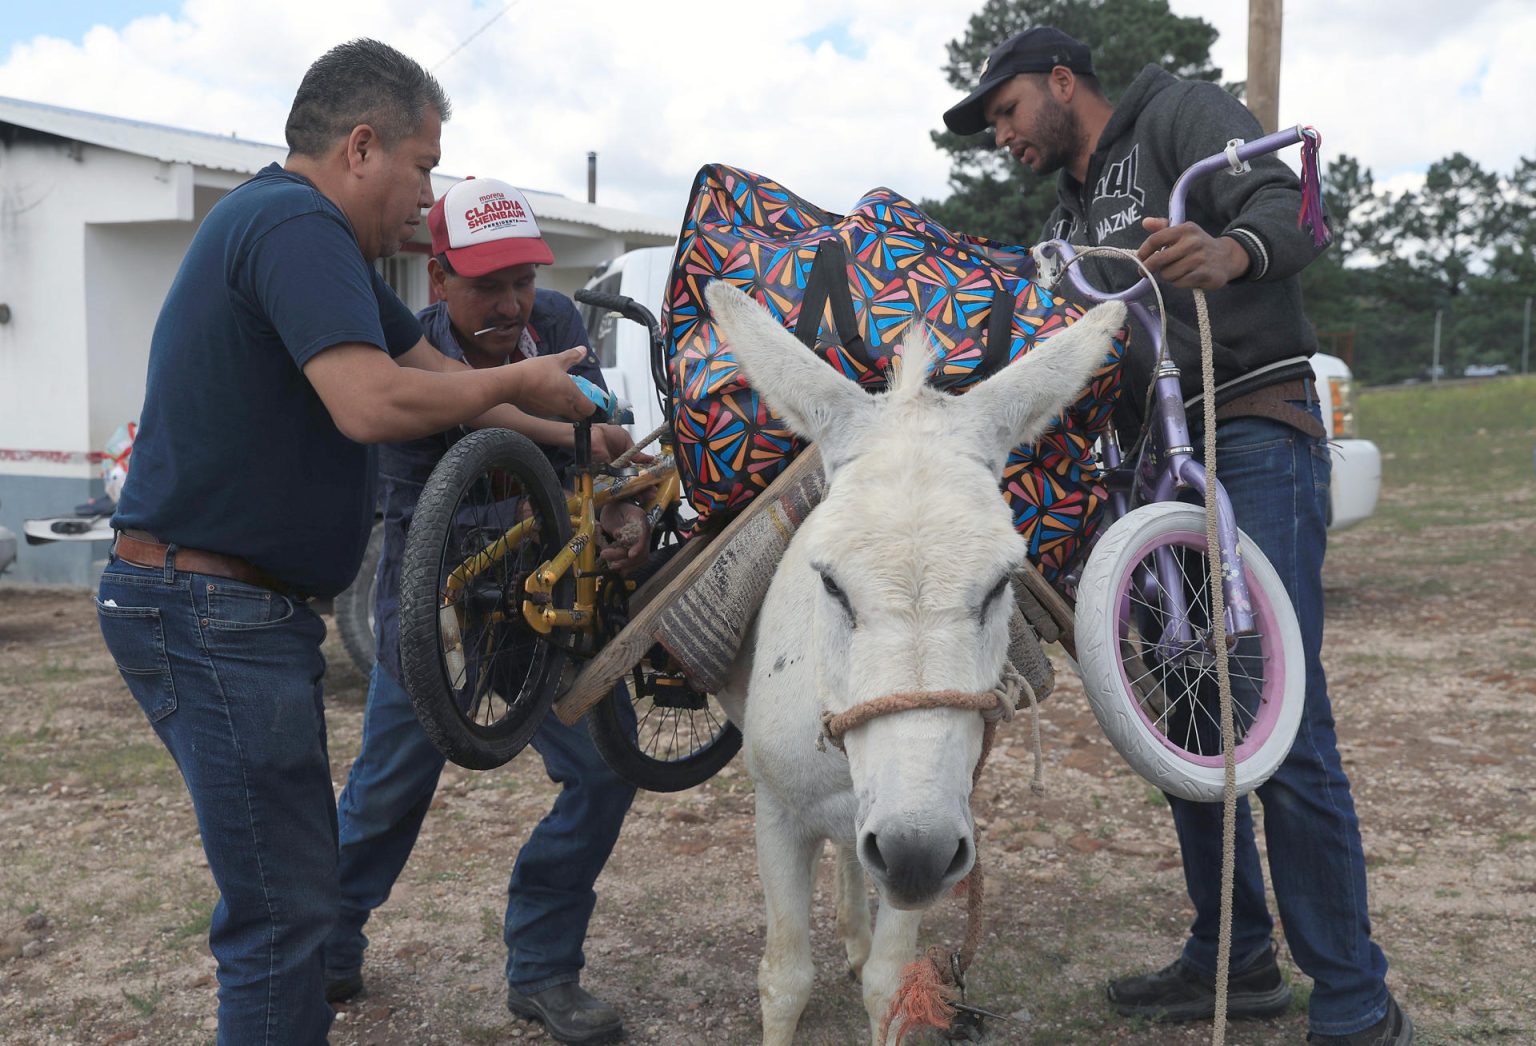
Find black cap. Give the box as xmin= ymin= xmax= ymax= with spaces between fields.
xmin=942 ymin=27 xmax=1094 ymax=136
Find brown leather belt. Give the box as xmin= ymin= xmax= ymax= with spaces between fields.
xmin=1211 ymin=377 xmax=1325 ymax=439
xmin=112 ymin=531 xmax=307 ymax=600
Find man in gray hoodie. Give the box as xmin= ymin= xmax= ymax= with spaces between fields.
xmin=944 ymin=27 xmax=1412 ymax=1046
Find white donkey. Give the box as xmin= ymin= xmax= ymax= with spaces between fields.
xmin=706 ymin=280 xmax=1125 ymax=1045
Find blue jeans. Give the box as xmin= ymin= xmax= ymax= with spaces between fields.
xmin=1167 ymin=404 xmax=1391 ymax=1036
xmin=326 ymin=662 xmax=636 ymax=992
xmin=96 ymin=558 xmax=336 ymax=1046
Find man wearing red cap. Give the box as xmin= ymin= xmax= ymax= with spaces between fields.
xmin=324 ymin=177 xmax=642 ymax=1045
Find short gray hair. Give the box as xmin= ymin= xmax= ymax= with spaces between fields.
xmin=285 ymin=38 xmax=450 ymax=158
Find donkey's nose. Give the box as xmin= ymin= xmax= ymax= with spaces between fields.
xmin=859 ymin=824 xmax=973 ymax=909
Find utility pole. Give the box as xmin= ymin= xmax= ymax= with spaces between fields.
xmin=1432 ymin=309 xmax=1442 ymax=384
xmin=1247 ymin=0 xmax=1283 ymax=133
xmin=1523 ymin=296 xmax=1531 ymax=375
xmin=587 ymin=151 xmax=598 ymax=204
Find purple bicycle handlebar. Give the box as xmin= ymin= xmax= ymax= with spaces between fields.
xmin=1036 ymin=124 xmax=1316 ymax=305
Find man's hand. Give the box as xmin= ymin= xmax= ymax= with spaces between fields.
xmin=511 ymin=348 xmax=599 ymax=420
xmin=598 ymin=500 xmax=650 ymax=575
xmin=590 ymin=424 xmax=646 ymax=465
xmin=1138 ymin=218 xmax=1250 ymax=290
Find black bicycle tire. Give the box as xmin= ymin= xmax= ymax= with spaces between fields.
xmin=587 ymin=677 xmax=742 ymax=792
xmin=334 ymin=519 xmax=382 ymax=674
xmin=583 ymin=509 xmax=740 ymax=791
xmin=398 ymin=429 xmax=572 ymax=770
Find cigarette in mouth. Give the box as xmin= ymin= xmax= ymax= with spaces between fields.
xmin=473 ymin=325 xmax=502 ymax=336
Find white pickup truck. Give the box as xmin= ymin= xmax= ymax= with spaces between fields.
xmin=1308 ymin=352 xmax=1381 ymax=530
xmin=580 ymin=247 xmax=1380 ymax=532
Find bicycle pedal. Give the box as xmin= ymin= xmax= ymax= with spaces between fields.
xmin=646 ymin=674 xmax=707 ymax=710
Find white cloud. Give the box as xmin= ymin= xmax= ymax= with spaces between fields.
xmin=1 ymin=0 xmax=1529 ymax=224
xmin=0 ymin=0 xmax=973 ymax=218
xmin=1171 ymin=0 xmax=1534 ymax=185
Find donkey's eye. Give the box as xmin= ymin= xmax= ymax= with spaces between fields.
xmin=818 ymin=570 xmax=855 ymax=623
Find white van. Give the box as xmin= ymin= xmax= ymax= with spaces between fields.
xmin=578 ymin=245 xmax=675 ymax=441
xmin=580 ymin=247 xmax=1379 ymax=532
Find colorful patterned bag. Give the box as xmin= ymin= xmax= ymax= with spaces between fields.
xmin=662 ymin=164 xmax=1124 ymax=583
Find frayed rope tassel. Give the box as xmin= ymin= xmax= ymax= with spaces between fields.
xmin=878 ymin=946 xmax=960 ymax=1045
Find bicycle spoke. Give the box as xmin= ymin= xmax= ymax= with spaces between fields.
xmin=1117 ymin=533 xmax=1279 ymax=758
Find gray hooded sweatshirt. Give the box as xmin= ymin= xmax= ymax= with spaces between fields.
xmin=1043 ymin=64 xmax=1330 ymax=416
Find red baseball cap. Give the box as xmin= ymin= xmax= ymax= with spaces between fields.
xmin=427 ymin=176 xmax=555 ymax=276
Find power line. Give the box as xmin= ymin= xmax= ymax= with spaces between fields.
xmin=434 ymin=0 xmax=524 ymax=72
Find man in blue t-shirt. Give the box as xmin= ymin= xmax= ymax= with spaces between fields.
xmin=97 ymin=40 xmax=597 ymax=1045
xmin=325 ymin=177 xmax=645 ymax=1046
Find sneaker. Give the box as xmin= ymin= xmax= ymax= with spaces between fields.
xmin=506 ymin=981 xmax=625 ymax=1044
xmin=324 ymin=970 xmax=364 ymax=1004
xmin=1307 ymin=996 xmax=1415 ymax=1044
xmin=1107 ymin=939 xmax=1292 ymax=1022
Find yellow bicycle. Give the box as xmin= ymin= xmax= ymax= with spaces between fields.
xmin=397 ymin=292 xmax=741 ymax=789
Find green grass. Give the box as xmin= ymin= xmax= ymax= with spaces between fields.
xmin=121 ymin=983 xmax=163 ymax=1017
xmin=0 ymin=734 xmax=176 ymax=791
xmin=479 ymin=905 xmax=502 ymax=943
xmin=1359 ymin=375 xmax=1536 ymax=521
xmin=167 ymin=901 xmax=214 ymax=944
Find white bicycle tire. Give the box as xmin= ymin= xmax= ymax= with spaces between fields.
xmin=1074 ymin=502 xmax=1305 ymax=802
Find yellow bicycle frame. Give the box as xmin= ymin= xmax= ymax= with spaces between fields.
xmin=436 ymin=453 xmax=681 ymax=639
xmin=523 ymin=455 xmax=678 ymax=633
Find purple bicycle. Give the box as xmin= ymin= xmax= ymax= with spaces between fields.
xmin=1034 ymin=125 xmax=1326 ymax=802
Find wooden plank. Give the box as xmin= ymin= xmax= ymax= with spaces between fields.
xmin=552 ymin=448 xmax=825 ymax=725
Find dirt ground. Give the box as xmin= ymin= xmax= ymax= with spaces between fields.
xmin=2 ymin=472 xmax=1533 ymax=1045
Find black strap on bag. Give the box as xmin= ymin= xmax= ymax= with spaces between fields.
xmin=969 ymin=282 xmax=1020 ymax=384
xmin=794 ymin=239 xmax=1019 ymax=390
xmin=794 ymin=239 xmax=866 ymax=358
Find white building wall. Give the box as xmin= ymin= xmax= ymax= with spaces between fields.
xmin=1 ymin=138 xmax=191 ymax=478
xmin=0 ymin=114 xmax=671 ymax=587
xmin=84 ymin=220 xmax=198 ymax=448
xmin=1 ymin=138 xmax=202 ymax=584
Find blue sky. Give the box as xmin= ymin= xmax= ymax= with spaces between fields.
xmin=0 ymin=0 xmax=1529 ymax=217
xmin=0 ymin=1 xmax=171 ymax=54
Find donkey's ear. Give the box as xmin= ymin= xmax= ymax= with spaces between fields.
xmin=958 ymin=301 xmax=1126 ymax=474
xmin=705 ymin=281 xmax=876 ymax=462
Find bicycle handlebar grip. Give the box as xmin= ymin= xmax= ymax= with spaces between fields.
xmin=574 ymin=289 xmax=637 ymax=313
xmin=574 ymin=289 xmax=660 ymax=337
xmin=569 ymin=375 xmax=635 ymax=426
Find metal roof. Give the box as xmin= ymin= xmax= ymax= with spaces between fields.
xmin=0 ymin=94 xmax=675 ymax=239
xmin=0 ymin=94 xmax=285 ymax=173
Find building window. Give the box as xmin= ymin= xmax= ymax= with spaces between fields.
xmin=377 ymin=254 xmax=426 ymax=311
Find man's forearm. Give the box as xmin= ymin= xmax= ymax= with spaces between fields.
xmin=357 ymin=364 xmax=537 ymax=442
xmin=468 ymin=404 xmax=574 ymax=446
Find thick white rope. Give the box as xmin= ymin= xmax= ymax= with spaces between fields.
xmin=1194 ymin=288 xmax=1240 ymax=1046
xmin=612 ymin=421 xmax=669 ymax=468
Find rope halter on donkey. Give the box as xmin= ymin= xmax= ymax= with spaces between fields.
xmin=817 ymin=664 xmax=1041 ymax=1045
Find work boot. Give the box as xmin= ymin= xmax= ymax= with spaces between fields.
xmin=324 ymin=970 xmax=364 ymax=1004
xmin=1107 ymin=938 xmax=1292 ymax=1022
xmin=507 ymin=981 xmax=625 ymax=1044
xmin=1307 ymin=996 xmax=1415 ymax=1044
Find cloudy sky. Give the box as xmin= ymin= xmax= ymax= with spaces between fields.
xmin=1 ymin=0 xmax=1531 ymax=222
